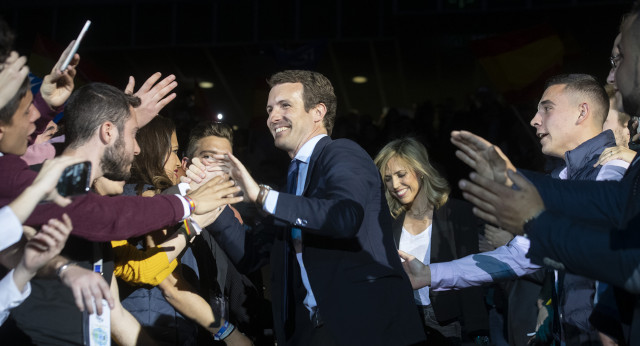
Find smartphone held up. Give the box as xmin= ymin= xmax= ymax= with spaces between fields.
xmin=60 ymin=20 xmax=91 ymax=72
xmin=56 ymin=161 xmax=91 ymax=197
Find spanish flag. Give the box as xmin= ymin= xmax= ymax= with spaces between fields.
xmin=472 ymin=25 xmax=564 ymax=102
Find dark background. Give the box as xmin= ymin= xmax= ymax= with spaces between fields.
xmin=1 ymin=0 xmax=633 ymax=191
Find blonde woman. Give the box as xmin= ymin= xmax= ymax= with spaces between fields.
xmin=375 ymin=137 xmax=487 ymax=345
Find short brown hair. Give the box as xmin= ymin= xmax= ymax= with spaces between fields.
xmin=65 ymin=83 xmax=141 ymax=149
xmin=267 ymin=70 xmax=337 ymax=136
xmin=185 ymin=121 xmax=233 ymax=159
xmin=545 ymin=74 xmax=609 ymax=126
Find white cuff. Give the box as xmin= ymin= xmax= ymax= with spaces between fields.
xmin=189 ymin=217 xmax=204 ymax=235
xmin=0 ymin=269 xmax=31 ymax=325
xmin=0 ymin=206 xmax=24 ymax=252
xmin=175 ymin=195 xmax=191 ymax=220
xmin=177 ymin=182 xmax=190 ymax=195
xmin=264 ymin=190 xmax=278 ymax=214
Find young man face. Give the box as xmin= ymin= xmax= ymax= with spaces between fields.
xmin=181 ymin=134 xmax=233 ymax=171
xmin=530 ymin=84 xmax=583 ymax=158
xmin=0 ymin=90 xmax=40 ymax=155
xmin=100 ymin=108 xmax=140 ymax=181
xmin=266 ymin=82 xmax=325 ymax=158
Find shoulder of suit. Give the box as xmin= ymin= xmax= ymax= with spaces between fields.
xmin=322 ymin=137 xmax=367 ymax=156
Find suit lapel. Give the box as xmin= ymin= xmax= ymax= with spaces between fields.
xmin=302 ymin=136 xmax=331 ymax=195
xmin=430 ymin=204 xmax=457 ymax=262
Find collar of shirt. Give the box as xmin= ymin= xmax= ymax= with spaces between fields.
xmin=292 ymin=134 xmax=327 ymax=195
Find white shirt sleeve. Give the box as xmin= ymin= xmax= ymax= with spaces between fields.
xmin=429 ymin=236 xmax=541 ymax=291
xmin=0 ymin=206 xmax=24 ymax=252
xmin=175 ymin=182 xmax=204 ymax=234
xmin=596 ymin=160 xmax=628 ymax=181
xmin=0 ymin=269 xmax=31 ymax=326
xmin=263 ymin=190 xmax=279 ymax=214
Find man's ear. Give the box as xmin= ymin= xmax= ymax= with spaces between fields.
xmin=181 ymin=156 xmax=189 ymax=171
xmin=576 ymin=102 xmax=589 ymax=124
xmin=99 ymin=121 xmax=117 ymax=145
xmin=0 ymin=124 xmax=5 ymax=143
xmin=312 ymin=103 xmax=327 ymax=123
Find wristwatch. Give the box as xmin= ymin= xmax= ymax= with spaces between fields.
xmin=256 ymin=184 xmax=272 ymax=209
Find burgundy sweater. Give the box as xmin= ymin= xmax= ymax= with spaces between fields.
xmin=0 ymin=153 xmax=185 ymax=242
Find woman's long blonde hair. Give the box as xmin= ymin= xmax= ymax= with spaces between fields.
xmin=374 ymin=137 xmax=450 ymax=218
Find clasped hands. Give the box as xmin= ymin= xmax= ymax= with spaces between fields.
xmin=183 ymin=152 xmax=259 ymax=204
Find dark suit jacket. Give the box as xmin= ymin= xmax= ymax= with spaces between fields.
xmin=392 ymin=198 xmax=488 ymax=332
xmin=208 ymin=137 xmax=426 ymax=346
xmin=519 ymin=161 xmax=640 ymax=344
xmin=519 ymin=166 xmax=640 ymax=293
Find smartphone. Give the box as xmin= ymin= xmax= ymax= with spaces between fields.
xmin=60 ymin=20 xmax=91 ymax=71
xmin=57 ymin=161 xmax=91 ymax=197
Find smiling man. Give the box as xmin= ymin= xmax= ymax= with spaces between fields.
xmin=197 ymin=70 xmax=426 ymax=345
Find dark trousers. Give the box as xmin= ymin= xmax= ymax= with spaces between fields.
xmin=417 ymin=304 xmax=462 ymax=346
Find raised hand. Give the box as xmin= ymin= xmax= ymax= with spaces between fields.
xmin=214 ymin=152 xmax=260 ymax=203
xmin=451 ymin=130 xmax=515 ymax=186
xmin=11 ymin=215 xmax=74 ymax=305
xmin=183 ymin=157 xmax=229 ymax=191
xmin=30 ymin=156 xmax=86 ymax=206
xmin=40 ymin=40 xmax=80 ymax=109
xmin=0 ymin=51 xmax=29 ymax=109
xmin=125 ymin=72 xmax=177 ymax=127
xmin=187 ymin=175 xmax=243 ymax=215
xmin=22 ymin=215 xmax=72 ymax=271
xmin=459 ymin=170 xmax=544 ymax=234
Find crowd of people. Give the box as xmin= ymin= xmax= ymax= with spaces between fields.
xmin=1 ymin=2 xmax=640 ymax=346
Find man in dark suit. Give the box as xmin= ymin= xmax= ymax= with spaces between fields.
xmin=189 ymin=70 xmax=426 ymax=345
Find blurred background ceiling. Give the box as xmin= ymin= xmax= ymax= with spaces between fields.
xmin=0 ymin=0 xmax=633 ymax=129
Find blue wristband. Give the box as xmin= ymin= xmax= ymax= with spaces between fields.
xmin=213 ymin=320 xmax=235 ymax=341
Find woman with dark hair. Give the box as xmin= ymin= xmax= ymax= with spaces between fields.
xmin=128 ymin=115 xmax=181 ymax=195
xmin=119 ymin=115 xmax=250 ymax=345
xmin=374 ymin=137 xmax=488 ymax=345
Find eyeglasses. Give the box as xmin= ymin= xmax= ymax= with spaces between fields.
xmin=610 ymin=53 xmax=623 ymax=69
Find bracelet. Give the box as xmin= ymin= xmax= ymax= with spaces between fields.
xmin=182 ymin=219 xmax=196 ymax=242
xmin=255 ymin=184 xmax=272 ymax=209
xmin=183 ymin=195 xmax=196 ymax=214
xmin=213 ymin=320 xmax=236 ymax=341
xmin=56 ymin=261 xmax=78 ymax=280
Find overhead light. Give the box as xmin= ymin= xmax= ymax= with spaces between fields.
xmin=352 ymin=76 xmax=367 ymax=84
xmin=199 ymin=81 xmax=214 ymax=89
xmin=217 ymin=113 xmax=223 ymax=120
xmin=232 ymin=125 xmax=239 ymax=131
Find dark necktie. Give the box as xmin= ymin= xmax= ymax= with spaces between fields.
xmin=282 ymin=159 xmax=300 ymax=325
